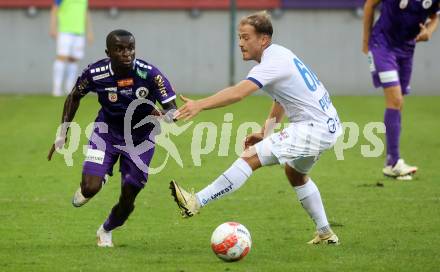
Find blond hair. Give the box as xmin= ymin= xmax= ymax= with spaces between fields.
xmin=239 ymin=11 xmax=273 ymax=37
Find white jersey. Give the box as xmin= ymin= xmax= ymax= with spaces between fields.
xmin=247 ymin=44 xmax=341 ymax=135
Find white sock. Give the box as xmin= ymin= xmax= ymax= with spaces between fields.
xmin=53 ymin=59 xmax=66 ymax=96
xmin=294 ymin=179 xmax=330 ymax=234
xmin=196 ymin=158 xmax=252 ymax=207
xmin=65 ymin=62 xmax=79 ymax=94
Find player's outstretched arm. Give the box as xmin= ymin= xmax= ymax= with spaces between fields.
xmin=47 ymin=87 xmax=85 ymax=161
xmin=362 ymin=0 xmax=381 ymax=54
xmin=174 ymin=80 xmax=260 ymax=121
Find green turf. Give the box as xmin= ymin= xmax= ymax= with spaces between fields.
xmin=0 ymin=95 xmax=439 ymax=271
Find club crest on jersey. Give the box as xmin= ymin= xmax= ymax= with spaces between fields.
xmin=135 ymin=87 xmax=149 ymax=99
xmin=108 ymin=92 xmax=118 ymax=102
xmin=117 ymin=78 xmax=134 ymax=87
xmin=422 ymin=0 xmax=432 ymax=9
xmin=399 ymin=0 xmax=408 ymax=9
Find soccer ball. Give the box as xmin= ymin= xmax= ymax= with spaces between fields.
xmin=210 ymin=222 xmax=252 ymax=262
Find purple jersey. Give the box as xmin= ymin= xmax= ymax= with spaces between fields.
xmin=75 ymin=58 xmax=176 ymax=141
xmin=371 ymin=0 xmax=440 ymax=48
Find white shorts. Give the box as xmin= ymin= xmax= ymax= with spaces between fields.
xmin=56 ymin=32 xmax=85 ymax=60
xmin=254 ymin=121 xmax=340 ymax=174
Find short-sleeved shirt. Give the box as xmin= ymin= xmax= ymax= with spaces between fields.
xmin=246 ymin=44 xmax=340 ymax=136
xmin=55 ymin=0 xmax=88 ymax=35
xmin=371 ymin=0 xmax=440 ymax=49
xmin=75 ymin=58 xmax=176 ymax=142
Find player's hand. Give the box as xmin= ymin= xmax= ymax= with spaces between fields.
xmin=362 ymin=40 xmax=369 ymax=54
xmin=174 ymin=95 xmax=202 ymax=121
xmin=47 ymin=136 xmax=66 ymax=161
xmin=87 ymin=32 xmax=94 ymax=45
xmin=50 ymin=28 xmax=57 ymax=39
xmin=416 ymin=23 xmax=431 ymax=42
xmin=243 ymin=132 xmax=264 ymax=150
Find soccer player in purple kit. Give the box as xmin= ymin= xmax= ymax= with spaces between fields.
xmin=47 ymin=29 xmax=177 ymax=247
xmin=363 ymin=0 xmax=439 ymax=180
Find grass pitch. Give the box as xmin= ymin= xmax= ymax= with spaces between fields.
xmin=0 ymin=94 xmax=439 ymax=271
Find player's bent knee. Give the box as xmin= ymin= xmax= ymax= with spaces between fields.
xmin=56 ymin=55 xmax=69 ymax=61
xmin=240 ymin=149 xmax=262 ymax=171
xmin=388 ymin=97 xmax=403 ymax=109
xmin=81 ymin=175 xmax=103 ymax=197
xmin=67 ymin=57 xmax=79 ymax=63
xmin=285 ymin=165 xmax=308 ymax=187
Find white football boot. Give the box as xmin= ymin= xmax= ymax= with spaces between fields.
xmin=96 ymin=225 xmax=113 ymax=247
xmin=382 ymin=159 xmax=417 ymax=180
xmin=169 ymin=180 xmax=201 ymax=218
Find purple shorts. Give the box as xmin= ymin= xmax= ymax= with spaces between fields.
xmin=83 ymin=125 xmax=155 ymax=189
xmin=368 ymin=38 xmax=414 ymax=95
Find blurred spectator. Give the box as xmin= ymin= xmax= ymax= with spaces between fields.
xmin=50 ymin=0 xmax=93 ymax=96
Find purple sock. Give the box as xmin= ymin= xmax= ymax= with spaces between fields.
xmin=103 ymin=213 xmax=123 ymax=232
xmin=384 ymin=108 xmax=401 ymax=166
xmin=103 ymin=203 xmax=134 ymax=231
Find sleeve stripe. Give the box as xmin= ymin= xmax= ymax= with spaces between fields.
xmin=247 ymin=77 xmax=263 ymax=88
xmin=161 ymin=95 xmax=176 ymax=104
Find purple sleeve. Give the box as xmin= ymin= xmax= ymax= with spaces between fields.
xmin=148 ymin=67 xmax=176 ymax=105
xmin=54 ymin=0 xmax=62 ymax=6
xmin=75 ymin=66 xmax=94 ymax=95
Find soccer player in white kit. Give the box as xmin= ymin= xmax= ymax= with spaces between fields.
xmin=170 ymin=11 xmax=341 ymax=245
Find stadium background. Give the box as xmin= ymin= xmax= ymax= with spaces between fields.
xmin=1 ymin=0 xmax=439 ymax=95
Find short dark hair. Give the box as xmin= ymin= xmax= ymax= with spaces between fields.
xmin=106 ymin=29 xmax=134 ymax=49
xmin=239 ymin=11 xmax=273 ymax=37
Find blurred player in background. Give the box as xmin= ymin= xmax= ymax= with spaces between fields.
xmin=170 ymin=11 xmax=341 ymax=245
xmin=362 ymin=0 xmax=439 ymax=180
xmin=50 ymin=0 xmax=94 ymax=96
xmin=48 ymin=30 xmax=177 ymax=247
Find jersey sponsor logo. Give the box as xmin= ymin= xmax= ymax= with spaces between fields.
xmin=154 ymin=74 xmax=168 ymax=97
xmin=104 ymin=87 xmax=117 ymax=92
xmin=135 ymin=87 xmax=149 ymax=99
xmin=108 ymin=92 xmax=118 ymax=102
xmin=117 ymin=78 xmax=134 ymax=87
xmin=318 ymin=91 xmax=333 ymax=112
xmin=92 ymin=73 xmax=110 ymax=81
xmin=399 ymin=0 xmax=408 ymax=9
xmin=136 ymin=68 xmax=148 ymax=79
xmin=77 ymin=78 xmax=89 ymax=92
xmin=422 ymin=0 xmax=432 ymax=9
xmin=85 ymin=149 xmax=105 ymax=165
xmin=120 ymin=88 xmax=133 ymax=95
xmin=379 ymin=70 xmax=399 ymax=83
